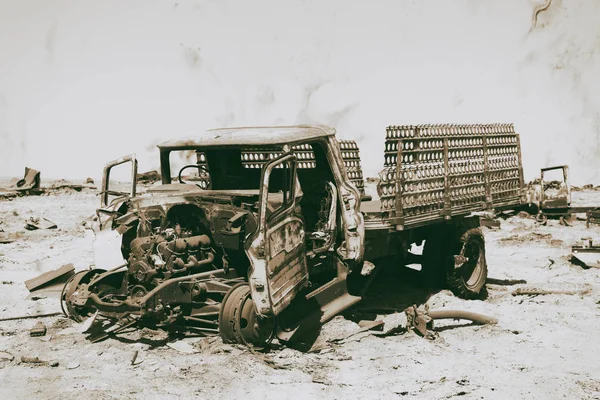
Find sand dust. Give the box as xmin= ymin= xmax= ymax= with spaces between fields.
xmin=1 ymin=181 xmax=600 ymax=399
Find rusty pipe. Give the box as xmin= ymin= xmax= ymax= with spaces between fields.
xmin=428 ymin=310 xmax=498 ymax=325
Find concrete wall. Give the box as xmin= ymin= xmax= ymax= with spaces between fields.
xmin=1 ymin=0 xmax=599 ymax=184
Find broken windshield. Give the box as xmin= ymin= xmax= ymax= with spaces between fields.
xmin=161 ymin=145 xmax=318 ymax=191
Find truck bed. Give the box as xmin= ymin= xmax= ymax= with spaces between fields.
xmin=365 ymin=123 xmax=525 ymax=230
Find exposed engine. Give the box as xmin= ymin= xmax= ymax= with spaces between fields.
xmin=126 ymin=223 xmax=217 ymax=301
xmin=62 ymin=203 xmax=263 ymax=344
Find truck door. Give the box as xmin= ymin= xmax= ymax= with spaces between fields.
xmin=247 ymin=153 xmax=308 ymax=317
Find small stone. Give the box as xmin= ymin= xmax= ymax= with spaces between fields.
xmin=66 ymin=362 xmax=80 ymax=370
xmin=50 ymin=361 xmax=59 ymax=367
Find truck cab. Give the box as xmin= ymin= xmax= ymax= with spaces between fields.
xmin=82 ymin=125 xmax=366 ymax=345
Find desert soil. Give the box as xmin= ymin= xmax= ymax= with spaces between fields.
xmin=1 ymin=180 xmax=600 ymax=400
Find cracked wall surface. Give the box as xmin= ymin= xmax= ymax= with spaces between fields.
xmin=0 ymin=0 xmax=599 ymax=184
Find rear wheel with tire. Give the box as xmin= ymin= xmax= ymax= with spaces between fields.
xmin=446 ymin=228 xmax=488 ymax=299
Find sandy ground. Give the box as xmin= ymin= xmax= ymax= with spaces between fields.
xmin=1 ymin=181 xmax=600 ymax=400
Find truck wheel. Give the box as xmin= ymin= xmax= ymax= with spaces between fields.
xmin=219 ymin=283 xmax=274 ymax=348
xmin=447 ymin=228 xmax=487 ymax=299
xmin=421 ymin=231 xmax=452 ymax=288
xmin=535 ymin=212 xmax=547 ymax=225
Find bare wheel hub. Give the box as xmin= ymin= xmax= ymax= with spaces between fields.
xmin=219 ymin=283 xmax=274 ymax=347
xmin=61 ymin=269 xmax=105 ymax=322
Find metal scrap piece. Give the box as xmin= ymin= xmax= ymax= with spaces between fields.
xmin=25 ymin=217 xmax=57 ymax=230
xmin=571 ymin=239 xmax=600 ymax=268
xmin=30 ymin=321 xmax=47 ymax=337
xmin=405 ymin=305 xmax=433 ymax=339
xmin=16 ymin=167 xmax=41 ymax=192
xmin=25 ymin=264 xmax=75 ymax=300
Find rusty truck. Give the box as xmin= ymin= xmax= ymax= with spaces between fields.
xmin=62 ymin=124 xmax=525 ymax=346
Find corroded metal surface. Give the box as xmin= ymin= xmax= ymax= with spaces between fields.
xmin=158 ymin=125 xmax=335 ymax=149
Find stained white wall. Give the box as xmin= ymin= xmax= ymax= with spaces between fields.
xmin=1 ymin=0 xmax=599 ymax=184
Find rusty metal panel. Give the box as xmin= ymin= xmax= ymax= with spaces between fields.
xmin=265 ymin=218 xmax=308 ymax=315
xmin=379 ymin=124 xmax=524 ymax=228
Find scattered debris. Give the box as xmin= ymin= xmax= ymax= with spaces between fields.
xmin=0 ymin=312 xmax=63 ymax=322
xmin=166 ymin=340 xmax=198 ymax=354
xmin=0 ymin=192 xmax=17 ymax=200
xmin=131 ymin=350 xmax=139 ymax=365
xmin=88 ymin=317 xmax=139 ymax=343
xmin=404 ymin=305 xmax=498 ymax=339
xmin=16 ymin=167 xmax=42 ymax=193
xmin=481 ymin=217 xmax=501 ymax=229
xmin=25 ymin=216 xmax=57 ymax=230
xmin=25 ymin=263 xmax=75 ymax=300
xmin=79 ymin=311 xmax=99 ymax=333
xmin=511 ymin=287 xmax=591 ymax=296
xmin=329 ymin=320 xmax=385 ymax=345
xmin=496 ymin=210 xmax=516 ymax=219
xmin=487 ymin=278 xmax=528 ymax=286
xmin=535 ymin=213 xmax=548 ymax=225
xmin=571 ymin=239 xmax=600 ymax=269
xmin=50 ymin=361 xmax=59 ymax=367
xmin=405 ymin=305 xmax=435 ymax=339
xmin=0 ymin=351 xmax=15 ymax=361
xmin=357 ymin=319 xmax=384 ymax=330
xmin=193 ymin=336 xmax=231 ymax=355
xmin=500 ymin=232 xmax=554 ymax=243
xmin=586 ymin=210 xmax=600 ymax=228
xmin=0 ymin=232 xmax=23 ymax=244
xmin=428 ymin=309 xmax=498 ymax=325
xmin=373 ymin=312 xmax=409 ymax=337
xmin=30 ymin=321 xmax=47 ymax=337
xmin=48 ymin=181 xmax=91 ymax=192
xmin=21 ymin=356 xmax=46 ymax=365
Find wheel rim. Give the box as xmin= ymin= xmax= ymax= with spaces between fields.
xmin=461 ymin=239 xmax=484 ymax=288
xmin=237 ymin=289 xmax=275 ymax=347
xmin=63 ymin=270 xmax=103 ymax=322
xmin=218 ymin=283 xmax=249 ymax=344
xmin=219 ymin=283 xmax=274 ymax=347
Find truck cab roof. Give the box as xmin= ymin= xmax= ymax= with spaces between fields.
xmin=157 ymin=125 xmax=336 ymax=150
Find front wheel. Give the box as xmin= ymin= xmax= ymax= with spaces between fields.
xmin=218 ymin=283 xmax=275 ymax=348
xmin=447 ymin=228 xmax=488 ymax=299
